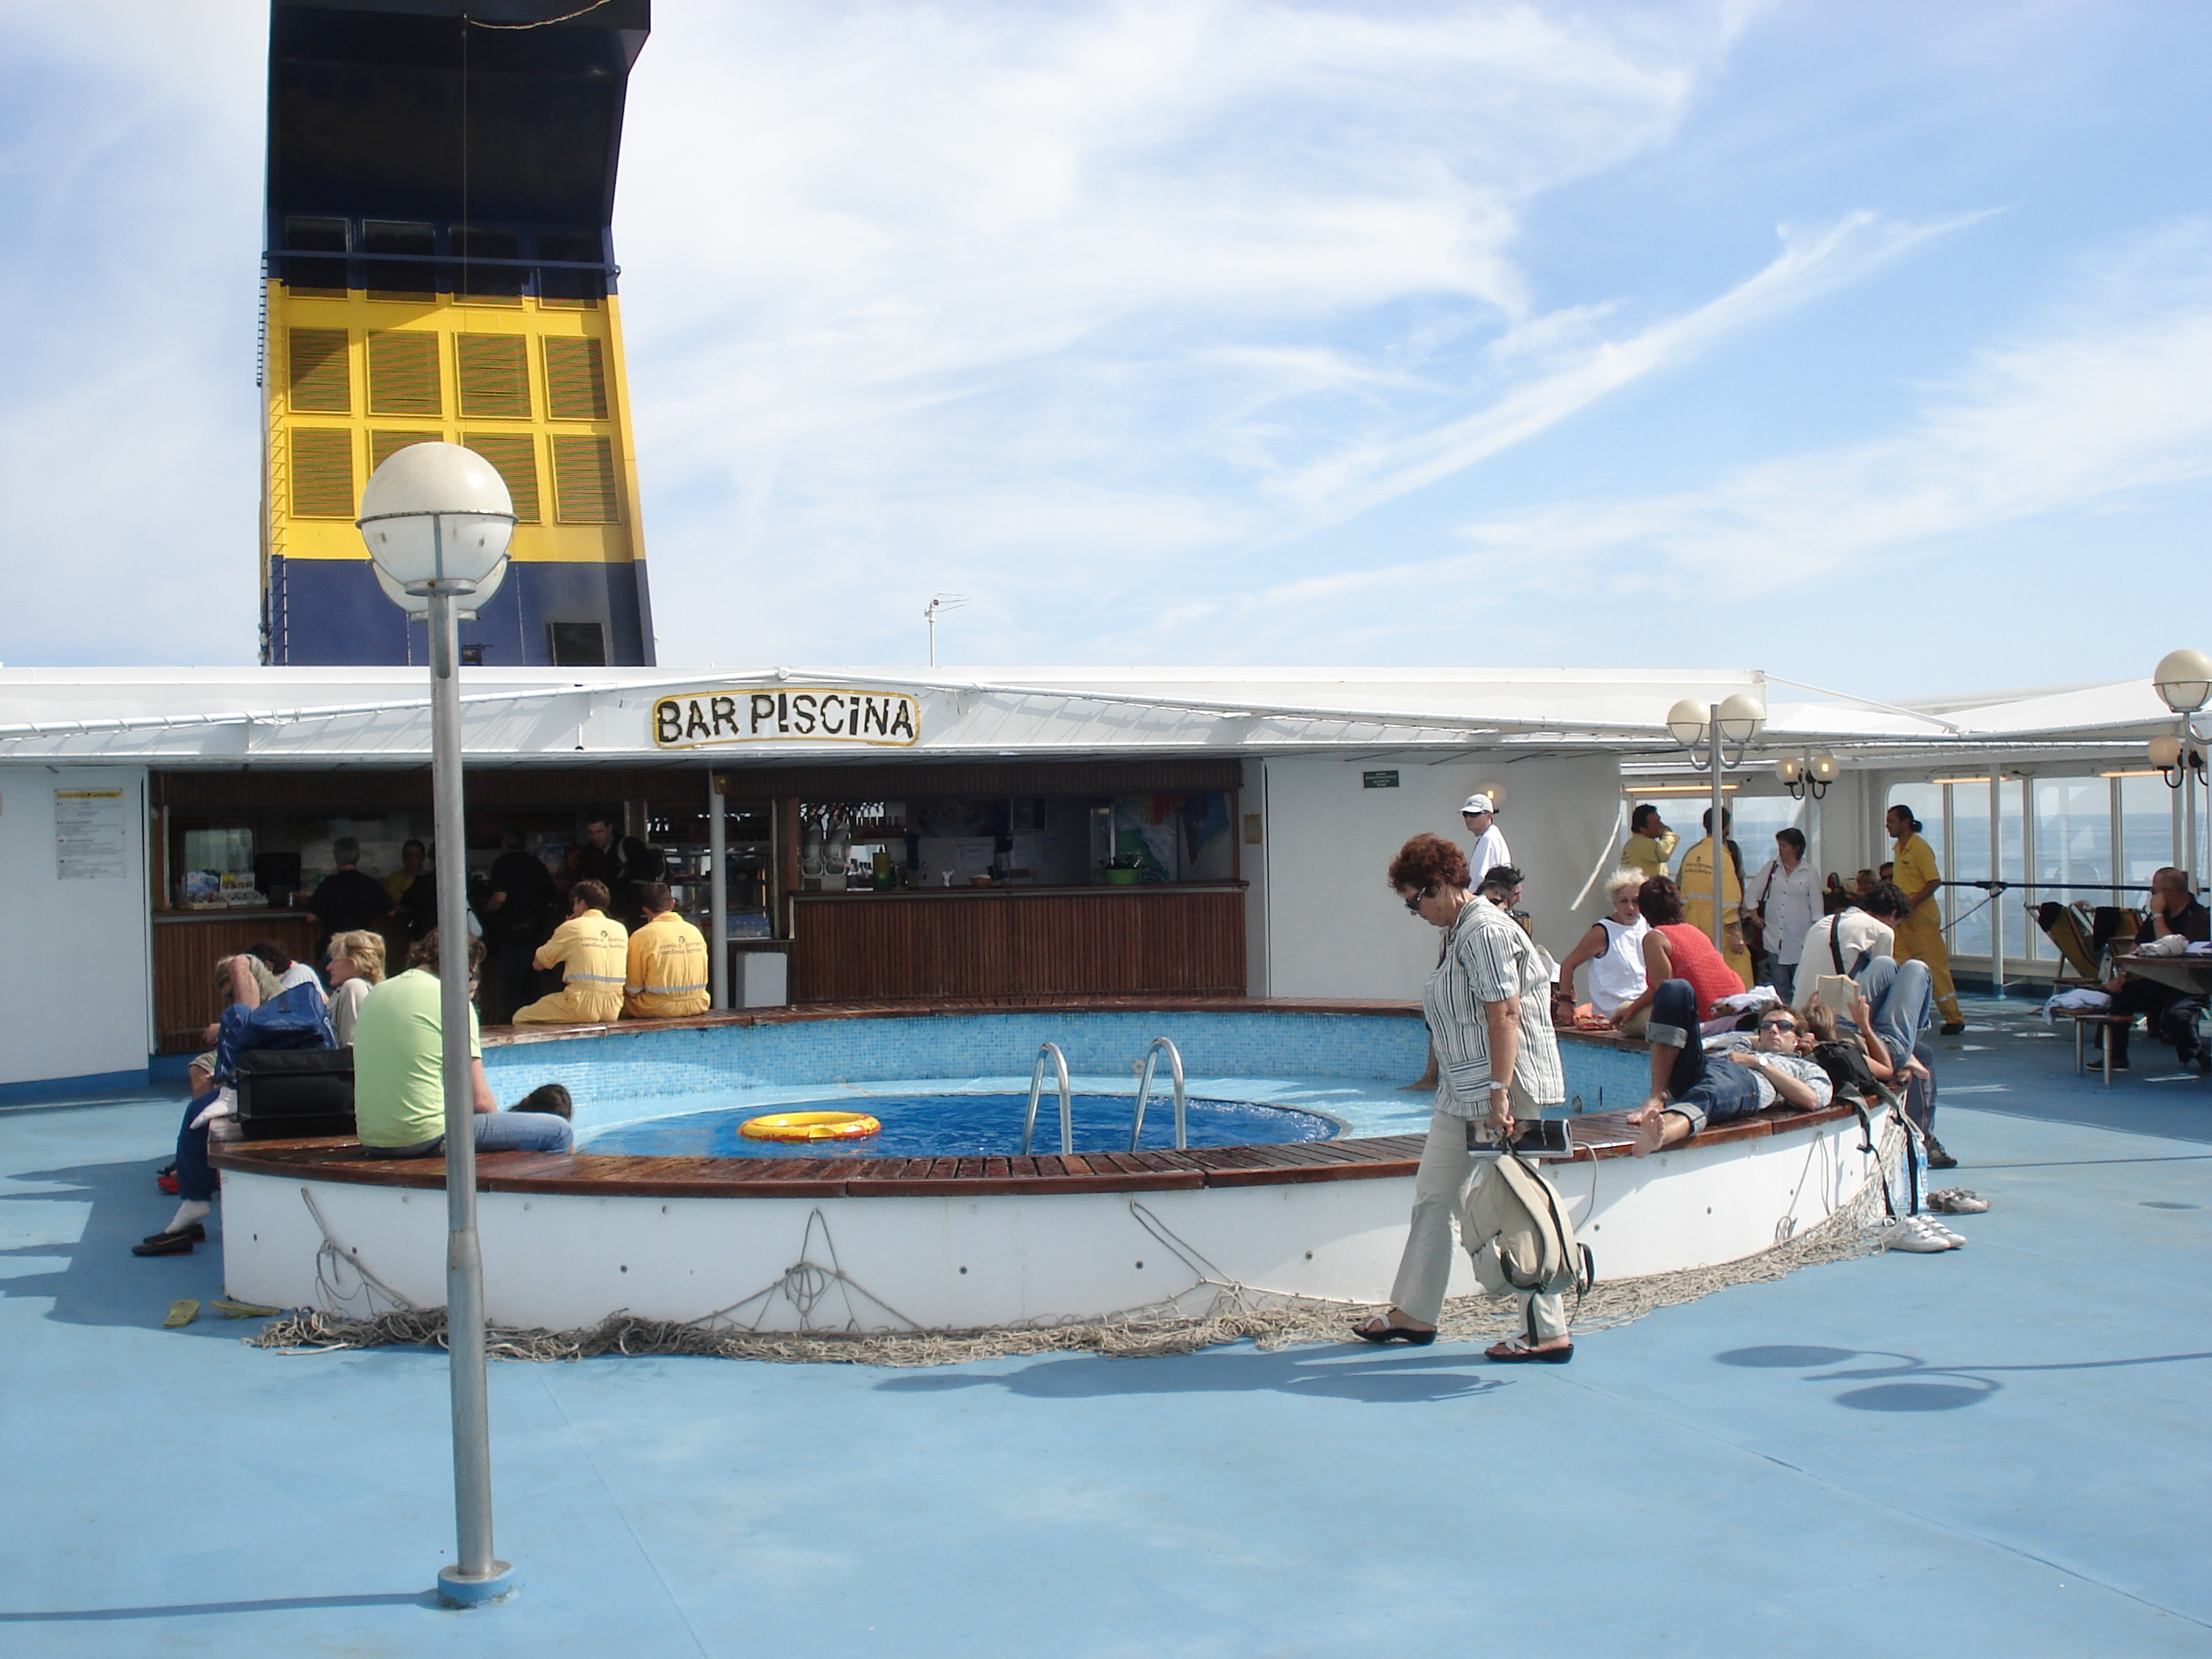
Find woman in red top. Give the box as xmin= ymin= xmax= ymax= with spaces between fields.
xmin=1607 ymin=875 xmax=1745 ymax=1036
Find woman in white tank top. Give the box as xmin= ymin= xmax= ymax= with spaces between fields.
xmin=1557 ymin=870 xmax=1650 ymax=1018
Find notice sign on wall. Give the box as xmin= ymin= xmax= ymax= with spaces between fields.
xmin=56 ymin=789 xmax=129 ymax=881
xmin=1361 ymin=770 xmax=1401 ymax=789
xmin=650 ymin=687 xmax=921 ymax=750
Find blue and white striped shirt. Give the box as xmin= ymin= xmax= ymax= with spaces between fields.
xmin=1423 ymin=895 xmax=1566 ymax=1119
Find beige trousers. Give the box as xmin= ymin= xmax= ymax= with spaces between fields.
xmin=1387 ymin=1101 xmax=1569 ymax=1341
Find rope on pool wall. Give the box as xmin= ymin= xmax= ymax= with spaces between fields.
xmin=301 ymin=1186 xmax=419 ymax=1318
xmin=250 ymin=1149 xmax=1895 ymax=1366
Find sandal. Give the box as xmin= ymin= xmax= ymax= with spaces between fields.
xmin=1927 ymin=1188 xmax=1989 ymax=1214
xmin=1486 ymin=1339 xmax=1573 ymax=1364
xmin=1351 ymin=1314 xmax=1436 ymax=1346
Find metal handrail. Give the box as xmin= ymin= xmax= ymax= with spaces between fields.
xmin=1129 ymin=1038 xmax=1188 ymax=1152
xmin=1020 ymin=1042 xmax=1073 ymax=1156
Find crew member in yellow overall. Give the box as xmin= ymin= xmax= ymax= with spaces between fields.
xmin=624 ymin=882 xmax=712 ymax=1019
xmin=513 ymin=880 xmax=628 ymax=1024
xmin=1623 ymin=803 xmax=1679 ymax=881
xmin=1678 ymin=807 xmax=1755 ymax=988
xmin=1887 ymin=804 xmax=1963 ymax=1033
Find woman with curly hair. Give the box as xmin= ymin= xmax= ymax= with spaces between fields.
xmin=1353 ymin=833 xmax=1573 ymax=1362
xmin=324 ymin=928 xmax=386 ymax=1046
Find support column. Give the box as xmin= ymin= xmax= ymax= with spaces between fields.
xmin=709 ymin=770 xmax=729 ymax=1011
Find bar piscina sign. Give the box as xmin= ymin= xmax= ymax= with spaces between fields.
xmin=651 ymin=687 xmax=921 ymax=749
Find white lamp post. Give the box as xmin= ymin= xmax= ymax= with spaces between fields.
xmin=2154 ymin=648 xmax=2212 ymax=895
xmin=356 ymin=441 xmax=516 ymax=1608
xmin=1666 ymin=692 xmax=1766 ymax=952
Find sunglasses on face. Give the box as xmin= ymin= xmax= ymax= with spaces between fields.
xmin=1403 ymin=888 xmax=1434 ymax=914
xmin=1760 ymin=1019 xmax=1797 ymax=1033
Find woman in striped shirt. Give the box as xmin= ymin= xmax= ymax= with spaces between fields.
xmin=1353 ymin=835 xmax=1573 ymax=1362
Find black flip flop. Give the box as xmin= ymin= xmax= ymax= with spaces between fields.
xmin=1486 ymin=1342 xmax=1573 ymax=1364
xmin=1351 ymin=1318 xmax=1436 ymax=1346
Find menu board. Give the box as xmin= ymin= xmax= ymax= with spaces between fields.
xmin=56 ymin=789 xmax=130 ymax=881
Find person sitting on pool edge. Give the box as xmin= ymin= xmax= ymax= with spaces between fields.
xmin=1624 ymin=992 xmax=1833 ymax=1158
xmin=511 ymin=880 xmax=628 ymax=1025
xmin=352 ymin=930 xmax=574 ymax=1158
xmin=624 ymin=882 xmax=712 ymax=1019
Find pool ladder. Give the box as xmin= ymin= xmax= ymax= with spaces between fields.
xmin=1020 ymin=1043 xmax=1073 ymax=1155
xmin=1018 ymin=1037 xmax=1188 ymax=1155
xmin=1128 ymin=1037 xmax=1188 ymax=1152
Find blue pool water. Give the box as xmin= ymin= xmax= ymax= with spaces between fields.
xmin=585 ymin=1092 xmax=1338 ymax=1158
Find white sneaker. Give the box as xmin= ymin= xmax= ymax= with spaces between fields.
xmin=1917 ymin=1216 xmax=1967 ymax=1247
xmin=1883 ymin=1218 xmax=1956 ymax=1253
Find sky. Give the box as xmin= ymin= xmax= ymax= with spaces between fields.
xmin=1 ymin=0 xmax=2208 ymax=698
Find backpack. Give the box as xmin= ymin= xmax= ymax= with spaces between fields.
xmin=1461 ymin=1149 xmax=1595 ymax=1302
xmin=1811 ymin=1038 xmax=1881 ymax=1101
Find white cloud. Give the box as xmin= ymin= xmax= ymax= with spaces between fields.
xmin=616 ymin=0 xmax=1769 ymax=662
xmin=1382 ymin=218 xmax=2212 ymax=597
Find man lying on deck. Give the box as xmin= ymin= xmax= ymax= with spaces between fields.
xmin=1626 ymin=986 xmax=1833 ymax=1157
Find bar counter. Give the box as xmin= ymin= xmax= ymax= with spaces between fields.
xmin=787 ymin=882 xmax=1247 ymax=1002
xmin=152 ymin=910 xmax=320 ymax=1053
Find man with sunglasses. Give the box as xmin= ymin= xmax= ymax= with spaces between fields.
xmin=1625 ymin=1000 xmax=1833 ymax=1158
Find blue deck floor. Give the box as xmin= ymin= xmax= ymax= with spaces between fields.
xmin=2 ymin=992 xmax=2208 ymax=1657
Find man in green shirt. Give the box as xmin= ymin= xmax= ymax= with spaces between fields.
xmin=353 ymin=932 xmax=573 ymax=1156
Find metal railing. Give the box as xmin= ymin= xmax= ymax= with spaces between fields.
xmin=1020 ymin=1042 xmax=1073 ymax=1156
xmin=1129 ymin=1038 xmax=1188 ymax=1152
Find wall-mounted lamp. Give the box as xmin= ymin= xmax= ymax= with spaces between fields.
xmin=1774 ymin=752 xmax=1838 ymax=801
xmin=2148 ymin=734 xmax=2208 ymax=789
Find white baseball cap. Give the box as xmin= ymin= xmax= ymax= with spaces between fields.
xmin=1460 ymin=793 xmax=1495 ymax=815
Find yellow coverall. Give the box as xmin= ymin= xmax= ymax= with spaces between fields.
xmin=1678 ymin=836 xmax=1756 ymax=989
xmin=1622 ymin=830 xmax=1679 ymax=881
xmin=1890 ymin=832 xmax=1961 ymax=1024
xmin=624 ymin=908 xmax=712 ymax=1020
xmin=514 ymin=907 xmax=628 ymax=1024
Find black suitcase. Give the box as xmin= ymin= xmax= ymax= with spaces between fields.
xmin=234 ymin=1046 xmax=356 ymax=1140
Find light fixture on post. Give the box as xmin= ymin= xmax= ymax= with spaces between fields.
xmin=1667 ymin=691 xmax=1765 ymax=953
xmin=2153 ymin=648 xmax=2212 ymax=892
xmin=1774 ymin=752 xmax=1839 ymax=801
xmin=923 ymin=593 xmax=969 ymax=668
xmin=356 ymin=441 xmax=515 ymax=1609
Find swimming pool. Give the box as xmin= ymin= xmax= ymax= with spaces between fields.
xmin=478 ymin=1006 xmax=1654 ymax=1144
xmin=222 ymin=1002 xmax=1875 ymax=1333
xmin=587 ymin=1091 xmax=1337 ymax=1158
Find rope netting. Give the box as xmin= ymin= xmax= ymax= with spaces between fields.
xmin=249 ymin=1142 xmax=1892 ymax=1368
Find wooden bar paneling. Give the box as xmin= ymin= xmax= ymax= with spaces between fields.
xmin=786 ymin=888 xmax=1246 ymax=1002
xmin=152 ymin=914 xmax=320 ymax=1053
xmin=152 ymin=756 xmax=1241 ymax=814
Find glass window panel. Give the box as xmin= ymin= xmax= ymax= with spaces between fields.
xmin=2120 ymin=774 xmax=2175 ymax=890
xmin=2034 ymin=778 xmax=2111 ymax=902
xmin=1949 ymin=781 xmax=1991 ymax=958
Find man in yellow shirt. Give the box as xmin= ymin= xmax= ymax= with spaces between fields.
xmin=624 ymin=882 xmax=712 ymax=1019
xmin=1623 ymin=804 xmax=1679 ymax=881
xmin=512 ymin=880 xmax=628 ymax=1024
xmin=1678 ymin=808 xmax=1754 ymax=987
xmin=1887 ymin=805 xmax=1964 ymax=1032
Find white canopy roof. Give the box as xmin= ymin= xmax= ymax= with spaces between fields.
xmin=0 ymin=664 xmax=2186 ymax=770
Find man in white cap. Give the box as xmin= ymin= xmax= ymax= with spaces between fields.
xmin=1462 ymin=793 xmax=1511 ymax=888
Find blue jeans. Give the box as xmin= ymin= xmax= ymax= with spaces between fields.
xmin=1646 ymin=979 xmax=1764 ymax=1136
xmin=1853 ymin=957 xmax=1933 ymax=1070
xmin=361 ymin=1111 xmax=575 ymax=1158
xmin=174 ymin=1090 xmax=221 ymax=1203
xmin=1767 ymin=960 xmax=1798 ymax=1005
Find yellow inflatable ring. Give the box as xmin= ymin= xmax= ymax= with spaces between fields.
xmin=739 ymin=1110 xmax=882 ymax=1144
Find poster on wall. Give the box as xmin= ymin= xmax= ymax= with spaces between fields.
xmin=56 ymin=789 xmax=129 ymax=881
